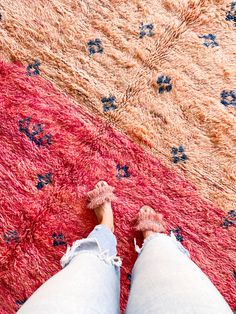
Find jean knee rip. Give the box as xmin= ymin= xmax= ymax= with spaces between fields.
xmin=60 ymin=237 xmax=122 ymax=268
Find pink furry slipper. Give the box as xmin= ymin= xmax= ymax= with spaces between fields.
xmin=88 ymin=181 xmax=117 ymax=209
xmin=135 ymin=205 xmax=166 ymax=233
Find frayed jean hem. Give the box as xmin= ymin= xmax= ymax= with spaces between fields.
xmin=134 ymin=232 xmax=190 ymax=258
xmin=61 ymin=225 xmax=122 ymax=269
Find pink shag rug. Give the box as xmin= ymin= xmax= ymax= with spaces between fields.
xmin=0 ymin=61 xmax=235 ymax=313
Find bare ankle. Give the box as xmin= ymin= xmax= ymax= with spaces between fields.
xmin=143 ymin=230 xmax=156 ymax=239
xmin=96 ymin=201 xmax=114 ymax=232
xmin=101 ymin=221 xmax=114 ymax=233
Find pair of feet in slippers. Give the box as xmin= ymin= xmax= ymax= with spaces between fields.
xmin=88 ymin=181 xmax=166 ymax=240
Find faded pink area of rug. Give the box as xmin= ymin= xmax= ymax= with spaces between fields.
xmin=1 ymin=0 xmax=236 ymax=214
xmin=0 ymin=61 xmax=235 ymax=313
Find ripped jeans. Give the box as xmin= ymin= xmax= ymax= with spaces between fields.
xmin=18 ymin=225 xmax=233 ymax=314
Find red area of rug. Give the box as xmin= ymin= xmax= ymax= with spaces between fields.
xmin=0 ymin=61 xmax=235 ymax=313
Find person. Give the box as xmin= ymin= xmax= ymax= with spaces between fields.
xmin=18 ymin=181 xmax=233 ymax=314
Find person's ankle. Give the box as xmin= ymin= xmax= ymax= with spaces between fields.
xmin=101 ymin=217 xmax=114 ymax=232
xmin=101 ymin=223 xmax=114 ymax=232
xmin=143 ymin=230 xmax=156 ymax=240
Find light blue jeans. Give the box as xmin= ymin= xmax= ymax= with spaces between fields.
xmin=18 ymin=225 xmax=233 ymax=314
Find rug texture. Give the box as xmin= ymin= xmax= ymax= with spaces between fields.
xmin=0 ymin=61 xmax=235 ymax=313
xmin=0 ymin=0 xmax=236 ymax=214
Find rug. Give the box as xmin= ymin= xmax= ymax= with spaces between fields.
xmin=0 ymin=0 xmax=236 ymax=214
xmin=0 ymin=61 xmax=235 ymax=313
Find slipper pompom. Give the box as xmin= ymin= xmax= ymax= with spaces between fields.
xmin=88 ymin=183 xmax=117 ymax=209
xmin=135 ymin=208 xmax=166 ymax=233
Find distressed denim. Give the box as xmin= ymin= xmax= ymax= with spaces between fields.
xmin=19 ymin=227 xmax=233 ymax=314
xmin=126 ymin=233 xmax=233 ymax=314
xmin=18 ymin=225 xmax=121 ymax=314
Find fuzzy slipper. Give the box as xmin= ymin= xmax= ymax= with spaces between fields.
xmin=88 ymin=181 xmax=117 ymax=209
xmin=135 ymin=205 xmax=166 ymax=233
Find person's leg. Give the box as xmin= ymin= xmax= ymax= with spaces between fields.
xmin=18 ymin=182 xmax=121 ymax=314
xmin=126 ymin=206 xmax=233 ymax=314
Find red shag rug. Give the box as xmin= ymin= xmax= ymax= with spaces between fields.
xmin=0 ymin=61 xmax=235 ymax=313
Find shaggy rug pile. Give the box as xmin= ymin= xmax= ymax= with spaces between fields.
xmin=0 ymin=61 xmax=235 ymax=313
xmin=0 ymin=0 xmax=236 ymax=313
xmin=1 ymin=0 xmax=236 ymax=212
